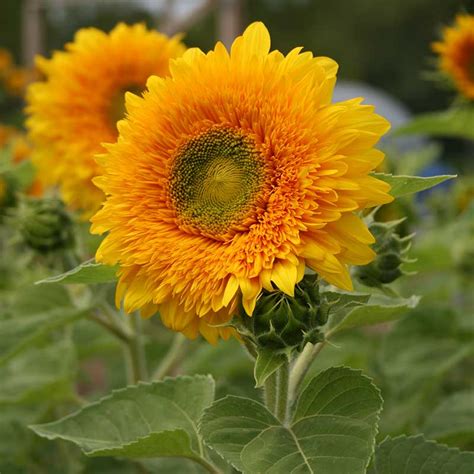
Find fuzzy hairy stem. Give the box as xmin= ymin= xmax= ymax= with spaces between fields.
xmin=275 ymin=359 xmax=290 ymax=423
xmin=288 ymin=340 xmax=327 ymax=408
xmin=152 ymin=333 xmax=187 ymax=380
xmin=264 ymin=371 xmax=278 ymax=414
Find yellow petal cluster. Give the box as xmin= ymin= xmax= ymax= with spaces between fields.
xmin=91 ymin=22 xmax=393 ymax=343
xmin=26 ymin=23 xmax=185 ymax=217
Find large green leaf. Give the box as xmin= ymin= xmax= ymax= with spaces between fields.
xmin=423 ymin=390 xmax=474 ymax=449
xmin=37 ymin=260 xmax=118 ymax=285
xmin=329 ymin=295 xmax=420 ymax=335
xmin=30 ymin=375 xmax=215 ymax=462
xmin=200 ymin=367 xmax=383 ymax=473
xmin=394 ymin=106 xmax=474 ymax=140
xmin=370 ymin=435 xmax=474 ymax=473
xmin=373 ymin=173 xmax=456 ymax=198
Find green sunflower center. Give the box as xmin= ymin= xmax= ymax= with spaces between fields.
xmin=108 ymin=84 xmax=143 ymax=126
xmin=169 ymin=127 xmax=265 ymax=236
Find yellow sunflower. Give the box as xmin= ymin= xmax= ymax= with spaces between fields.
xmin=26 ymin=23 xmax=185 ymax=217
xmin=432 ymin=13 xmax=474 ymax=100
xmin=91 ymin=22 xmax=393 ymax=344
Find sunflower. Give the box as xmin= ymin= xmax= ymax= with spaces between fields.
xmin=432 ymin=14 xmax=474 ymax=100
xmin=91 ymin=22 xmax=393 ymax=344
xmin=26 ymin=23 xmax=185 ymax=217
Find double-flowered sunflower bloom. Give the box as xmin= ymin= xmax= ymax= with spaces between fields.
xmin=26 ymin=23 xmax=185 ymax=216
xmin=91 ymin=22 xmax=393 ymax=343
xmin=432 ymin=14 xmax=474 ymax=100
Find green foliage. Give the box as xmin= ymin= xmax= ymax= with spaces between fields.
xmin=201 ymin=367 xmax=382 ymax=473
xmin=395 ymin=106 xmax=474 ymax=140
xmin=370 ymin=435 xmax=474 ymax=474
xmin=0 ymin=337 xmax=77 ymax=404
xmin=0 ymin=283 xmax=88 ymax=366
xmin=422 ymin=391 xmax=474 ymax=449
xmin=37 ymin=260 xmax=118 ymax=285
xmin=30 ymin=375 xmax=215 ymax=464
xmin=374 ymin=173 xmax=456 ymax=198
xmin=328 ymin=294 xmax=419 ymax=335
xmin=379 ymin=307 xmax=472 ymax=398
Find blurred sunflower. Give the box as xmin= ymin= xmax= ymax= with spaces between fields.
xmin=0 ymin=48 xmax=12 ymax=74
xmin=433 ymin=13 xmax=474 ymax=100
xmin=26 ymin=23 xmax=185 ymax=217
xmin=91 ymin=22 xmax=393 ymax=343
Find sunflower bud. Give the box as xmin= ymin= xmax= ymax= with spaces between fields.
xmin=237 ymin=274 xmax=328 ymax=353
xmin=16 ymin=197 xmax=75 ymax=253
xmin=354 ymin=219 xmax=412 ymax=288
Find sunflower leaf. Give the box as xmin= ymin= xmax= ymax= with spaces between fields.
xmin=328 ymin=294 xmax=420 ymax=335
xmin=0 ymin=307 xmax=88 ymax=366
xmin=422 ymin=390 xmax=474 ymax=448
xmin=369 ymin=435 xmax=474 ymax=474
xmin=36 ymin=260 xmax=118 ymax=285
xmin=373 ymin=173 xmax=456 ymax=198
xmin=253 ymin=349 xmax=287 ymax=387
xmin=30 ymin=375 xmax=215 ymax=462
xmin=200 ymin=366 xmax=382 ymax=474
xmin=394 ymin=106 xmax=474 ymax=140
xmin=0 ymin=284 xmax=89 ymax=366
xmin=0 ymin=337 xmax=77 ymax=404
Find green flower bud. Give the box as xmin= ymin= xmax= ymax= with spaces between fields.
xmin=16 ymin=197 xmax=75 ymax=253
xmin=354 ymin=219 xmax=412 ymax=288
xmin=237 ymin=274 xmax=328 ymax=353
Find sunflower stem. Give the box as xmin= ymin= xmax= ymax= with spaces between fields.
xmin=193 ymin=456 xmax=223 ymax=474
xmin=275 ymin=359 xmax=290 ymax=423
xmin=88 ymin=312 xmax=131 ymax=344
xmin=288 ymin=340 xmax=327 ymax=408
xmin=152 ymin=333 xmax=187 ymax=380
xmin=264 ymin=372 xmax=278 ymax=414
xmin=125 ymin=312 xmax=148 ymax=383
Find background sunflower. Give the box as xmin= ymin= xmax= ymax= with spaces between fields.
xmin=433 ymin=13 xmax=474 ymax=100
xmin=26 ymin=23 xmax=185 ymax=216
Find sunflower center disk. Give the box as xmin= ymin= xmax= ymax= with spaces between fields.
xmin=169 ymin=127 xmax=265 ymax=236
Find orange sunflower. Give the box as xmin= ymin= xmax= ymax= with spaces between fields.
xmin=432 ymin=13 xmax=474 ymax=100
xmin=91 ymin=22 xmax=393 ymax=344
xmin=26 ymin=23 xmax=185 ymax=217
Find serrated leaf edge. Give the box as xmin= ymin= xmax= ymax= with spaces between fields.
xmin=30 ymin=374 xmax=215 ymax=443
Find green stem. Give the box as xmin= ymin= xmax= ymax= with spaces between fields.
xmin=275 ymin=360 xmax=290 ymax=423
xmin=264 ymin=371 xmax=278 ymax=414
xmin=288 ymin=340 xmax=326 ymax=408
xmin=193 ymin=456 xmax=222 ymax=474
xmin=126 ymin=313 xmax=148 ymax=383
xmin=88 ymin=312 xmax=131 ymax=343
xmin=152 ymin=333 xmax=187 ymax=380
